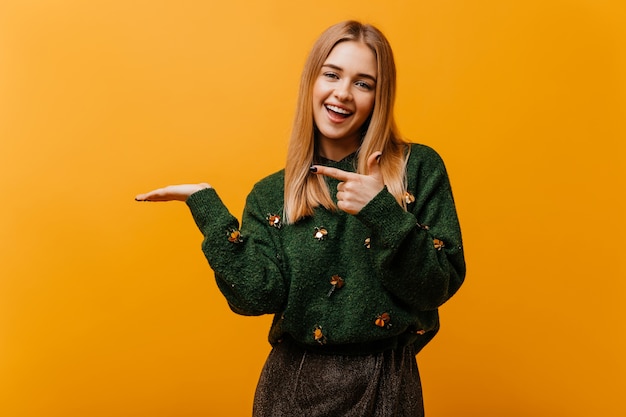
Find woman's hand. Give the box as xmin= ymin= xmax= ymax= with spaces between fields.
xmin=135 ymin=183 xmax=211 ymax=202
xmin=312 ymin=152 xmax=384 ymax=215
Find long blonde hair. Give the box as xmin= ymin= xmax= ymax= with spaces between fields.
xmin=284 ymin=21 xmax=408 ymax=224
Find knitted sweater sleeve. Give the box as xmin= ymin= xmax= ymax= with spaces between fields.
xmin=185 ymin=187 xmax=287 ymax=316
xmin=355 ymin=145 xmax=465 ymax=312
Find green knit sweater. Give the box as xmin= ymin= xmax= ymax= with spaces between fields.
xmin=186 ymin=143 xmax=465 ymax=355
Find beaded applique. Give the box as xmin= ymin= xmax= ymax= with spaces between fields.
xmin=313 ymin=325 xmax=326 ymax=345
xmin=375 ymin=312 xmax=392 ymax=329
xmin=403 ymin=191 xmax=416 ymax=204
xmin=417 ymin=222 xmax=430 ymax=231
xmin=267 ymin=214 xmax=282 ymax=229
xmin=433 ymin=238 xmax=445 ymax=250
xmin=313 ymin=227 xmax=328 ymax=241
xmin=227 ymin=229 xmax=243 ymax=243
xmin=327 ymin=275 xmax=345 ymax=297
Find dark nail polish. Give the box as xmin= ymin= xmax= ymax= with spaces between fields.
xmin=309 ymin=166 xmax=317 ymax=173
xmin=376 ymin=154 xmax=382 ymax=162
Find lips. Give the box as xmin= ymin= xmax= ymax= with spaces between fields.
xmin=325 ymin=104 xmax=353 ymax=122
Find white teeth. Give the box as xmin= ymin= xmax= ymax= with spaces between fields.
xmin=326 ymin=105 xmax=351 ymax=115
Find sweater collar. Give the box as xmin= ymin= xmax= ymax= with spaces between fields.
xmin=315 ymin=150 xmax=358 ymax=172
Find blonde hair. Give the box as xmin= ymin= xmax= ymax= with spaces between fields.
xmin=284 ymin=21 xmax=409 ymax=224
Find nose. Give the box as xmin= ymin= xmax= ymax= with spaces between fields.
xmin=333 ymin=81 xmax=352 ymax=101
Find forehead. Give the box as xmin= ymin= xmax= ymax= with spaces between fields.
xmin=324 ymin=41 xmax=377 ymax=77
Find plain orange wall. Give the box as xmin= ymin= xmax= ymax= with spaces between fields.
xmin=1 ymin=1 xmax=625 ymax=416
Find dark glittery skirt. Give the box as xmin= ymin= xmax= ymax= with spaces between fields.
xmin=253 ymin=339 xmax=424 ymax=417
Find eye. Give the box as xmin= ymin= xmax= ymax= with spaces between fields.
xmin=323 ymin=72 xmax=340 ymax=80
xmin=355 ymin=80 xmax=373 ymax=90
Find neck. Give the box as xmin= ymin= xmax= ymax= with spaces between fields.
xmin=317 ymin=136 xmax=360 ymax=162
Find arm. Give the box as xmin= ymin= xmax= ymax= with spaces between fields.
xmin=356 ymin=146 xmax=465 ymax=311
xmin=135 ymin=183 xmax=287 ymax=315
xmin=185 ymin=187 xmax=288 ymax=316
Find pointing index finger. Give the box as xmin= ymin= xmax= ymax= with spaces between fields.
xmin=311 ymin=165 xmax=354 ymax=182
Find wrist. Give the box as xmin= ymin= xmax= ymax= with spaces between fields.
xmin=185 ymin=183 xmax=211 ymax=201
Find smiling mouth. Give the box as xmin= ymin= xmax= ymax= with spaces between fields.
xmin=325 ymin=104 xmax=353 ymax=118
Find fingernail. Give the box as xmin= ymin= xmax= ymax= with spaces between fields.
xmin=376 ymin=154 xmax=382 ymax=162
xmin=309 ymin=166 xmax=317 ymax=173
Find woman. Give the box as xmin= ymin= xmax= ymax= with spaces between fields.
xmin=136 ymin=20 xmax=465 ymax=417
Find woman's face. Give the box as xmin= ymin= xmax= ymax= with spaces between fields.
xmin=312 ymin=41 xmax=377 ymax=158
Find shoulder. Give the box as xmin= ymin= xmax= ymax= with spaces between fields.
xmin=405 ymin=143 xmax=447 ymax=173
xmin=252 ymin=169 xmax=284 ymax=191
xmin=407 ymin=142 xmax=444 ymax=162
xmin=246 ymin=169 xmax=285 ymax=206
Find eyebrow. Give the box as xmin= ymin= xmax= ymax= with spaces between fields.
xmin=322 ymin=63 xmax=377 ymax=83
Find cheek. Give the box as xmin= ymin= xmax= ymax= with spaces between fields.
xmin=359 ymin=96 xmax=376 ymax=118
xmin=312 ymin=80 xmax=326 ymax=102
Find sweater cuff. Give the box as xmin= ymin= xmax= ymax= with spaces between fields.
xmin=185 ymin=187 xmax=233 ymax=233
xmin=356 ymin=187 xmax=419 ymax=249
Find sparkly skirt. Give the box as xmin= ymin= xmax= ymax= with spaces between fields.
xmin=253 ymin=339 xmax=424 ymax=417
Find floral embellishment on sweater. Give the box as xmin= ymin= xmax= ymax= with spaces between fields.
xmin=364 ymin=237 xmax=371 ymax=249
xmin=327 ymin=275 xmax=345 ymax=297
xmin=433 ymin=238 xmax=445 ymax=250
xmin=313 ymin=227 xmax=328 ymax=241
xmin=313 ymin=325 xmax=327 ymax=345
xmin=267 ymin=214 xmax=282 ymax=229
xmin=403 ymin=191 xmax=416 ymax=204
xmin=417 ymin=222 xmax=430 ymax=231
xmin=227 ymin=229 xmax=243 ymax=243
xmin=375 ymin=312 xmax=392 ymax=329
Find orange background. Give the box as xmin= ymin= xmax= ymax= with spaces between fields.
xmin=1 ymin=1 xmax=625 ymax=416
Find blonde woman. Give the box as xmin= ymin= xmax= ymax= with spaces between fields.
xmin=136 ymin=20 xmax=465 ymax=417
